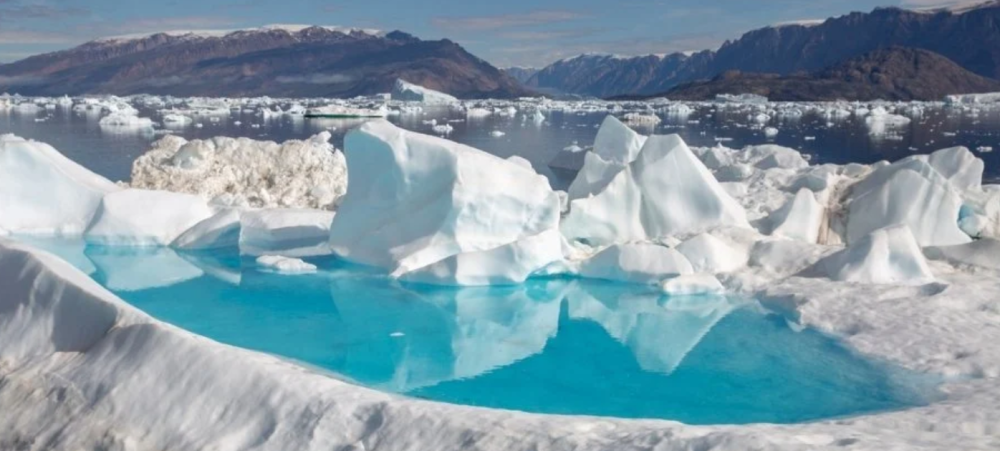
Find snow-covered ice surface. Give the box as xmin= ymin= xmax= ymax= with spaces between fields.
xmin=390 ymin=79 xmax=458 ymax=104
xmin=2 ymin=100 xmax=1000 ymax=449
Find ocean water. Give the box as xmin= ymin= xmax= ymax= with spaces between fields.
xmin=19 ymin=237 xmax=937 ymax=425
xmin=2 ymin=101 xmax=999 ymax=191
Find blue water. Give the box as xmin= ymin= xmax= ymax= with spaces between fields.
xmin=19 ymin=237 xmax=936 ymax=425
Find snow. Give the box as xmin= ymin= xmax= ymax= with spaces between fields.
xmin=329 ymin=120 xmax=561 ymax=284
xmin=805 ymin=224 xmax=935 ymax=285
xmin=255 ymin=255 xmax=318 ymax=274
xmin=0 ymin=135 xmax=119 ymax=235
xmin=84 ymin=189 xmax=215 ymax=246
xmin=562 ymin=133 xmax=749 ymax=246
xmin=94 ymin=24 xmax=384 ymax=43
xmin=131 ymin=132 xmax=347 ymax=210
xmin=391 ymin=79 xmax=458 ymax=104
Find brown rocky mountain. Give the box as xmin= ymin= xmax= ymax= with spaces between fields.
xmin=639 ymin=47 xmax=1000 ymax=102
xmin=0 ymin=26 xmax=529 ymax=99
xmin=526 ymin=2 xmax=1000 ymax=98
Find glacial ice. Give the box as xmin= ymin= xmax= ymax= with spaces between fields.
xmin=660 ymin=274 xmax=725 ymax=295
xmin=0 ymin=135 xmax=119 ymax=235
xmin=328 ymin=120 xmax=561 ymax=283
xmin=239 ymin=208 xmax=334 ymax=257
xmin=562 ymin=133 xmax=749 ymax=246
xmin=255 ymin=255 xmax=318 ymax=274
xmin=806 ymin=225 xmax=934 ymax=285
xmin=566 ymin=116 xmax=646 ymax=200
xmin=578 ymin=243 xmax=694 ymax=284
xmin=767 ymin=188 xmax=826 ymax=243
xmin=84 ymin=189 xmax=215 ymax=246
xmin=392 ymin=79 xmax=458 ymax=104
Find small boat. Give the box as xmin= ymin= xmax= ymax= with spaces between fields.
xmin=305 ymin=105 xmax=388 ymax=119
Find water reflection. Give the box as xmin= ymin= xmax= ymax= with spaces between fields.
xmin=20 ymin=239 xmax=934 ymax=424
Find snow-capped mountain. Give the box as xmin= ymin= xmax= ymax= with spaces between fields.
xmin=528 ymin=2 xmax=1000 ymax=98
xmin=0 ymin=25 xmax=528 ymax=98
xmin=501 ymin=66 xmax=539 ymax=85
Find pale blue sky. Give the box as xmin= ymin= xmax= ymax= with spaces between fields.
xmin=0 ymin=0 xmax=976 ymax=67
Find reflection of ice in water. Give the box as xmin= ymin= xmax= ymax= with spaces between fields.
xmin=565 ymin=283 xmax=743 ymax=374
xmin=86 ymin=245 xmax=204 ymax=291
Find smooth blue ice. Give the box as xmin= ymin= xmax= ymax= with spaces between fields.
xmin=21 ymin=237 xmax=936 ymax=425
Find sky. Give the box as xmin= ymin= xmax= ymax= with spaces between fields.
xmin=0 ymin=0 xmax=984 ymax=67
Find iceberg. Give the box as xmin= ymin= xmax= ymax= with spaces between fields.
xmin=578 ymin=243 xmax=694 ymax=284
xmin=84 ymin=189 xmax=215 ymax=246
xmin=847 ymin=153 xmax=972 ymax=247
xmin=767 ymin=189 xmax=826 ymax=244
xmin=239 ymin=208 xmax=334 ymax=257
xmin=391 ymin=79 xmax=458 ymax=104
xmin=675 ymin=233 xmax=749 ymax=274
xmin=566 ymin=116 xmax=646 ymax=200
xmin=256 ymin=255 xmax=318 ymax=274
xmin=806 ymin=225 xmax=934 ymax=285
xmin=329 ymin=120 xmax=561 ymax=283
xmin=562 ymin=133 xmax=748 ymax=246
xmin=0 ymin=135 xmax=119 ymax=235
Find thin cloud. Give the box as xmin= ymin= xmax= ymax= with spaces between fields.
xmin=432 ymin=10 xmax=587 ymax=32
xmin=0 ymin=29 xmax=77 ymax=44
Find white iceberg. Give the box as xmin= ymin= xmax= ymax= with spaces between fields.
xmin=329 ymin=120 xmax=561 ymax=283
xmin=391 ymin=79 xmax=458 ymax=104
xmin=0 ymin=135 xmax=119 ymax=235
xmin=239 ymin=208 xmax=334 ymax=257
xmin=562 ymin=133 xmax=748 ymax=246
xmin=84 ymin=189 xmax=215 ymax=246
xmin=806 ymin=225 xmax=934 ymax=285
xmin=256 ymin=255 xmax=317 ymax=274
xmin=578 ymin=243 xmax=694 ymax=284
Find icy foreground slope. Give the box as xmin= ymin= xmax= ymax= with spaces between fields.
xmin=3 ymin=238 xmax=1000 ymax=450
xmin=0 ymin=135 xmax=119 ymax=234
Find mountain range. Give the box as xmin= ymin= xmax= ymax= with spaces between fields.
xmin=525 ymin=1 xmax=1000 ymax=99
xmin=624 ymin=47 xmax=1000 ymax=101
xmin=0 ymin=25 xmax=528 ymax=99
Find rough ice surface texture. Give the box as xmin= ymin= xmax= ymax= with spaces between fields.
xmin=562 ymin=132 xmax=749 ymax=246
xmin=391 ymin=79 xmax=458 ymax=104
xmin=329 ymin=120 xmax=561 ymax=284
xmin=131 ymin=132 xmax=347 ymax=210
xmin=0 ymin=135 xmax=119 ymax=235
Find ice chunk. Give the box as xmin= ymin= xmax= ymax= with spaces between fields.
xmin=391 ymin=79 xmax=458 ymax=103
xmin=806 ymin=225 xmax=934 ymax=285
xmin=240 ymin=209 xmax=334 ymax=257
xmin=255 ymin=255 xmax=318 ymax=274
xmin=400 ymin=229 xmax=563 ymax=286
xmin=562 ymin=134 xmax=749 ymax=246
xmin=566 ymin=116 xmax=646 ymax=200
xmin=85 ymin=189 xmax=215 ymax=246
xmin=660 ymin=274 xmax=725 ymax=295
xmin=767 ymin=189 xmax=825 ymax=243
xmin=751 ymin=145 xmax=809 ymax=170
xmin=0 ymin=135 xmax=119 ymax=235
xmin=171 ymin=209 xmax=241 ymax=250
xmin=847 ymin=159 xmax=970 ymax=247
xmin=329 ymin=120 xmax=560 ymax=281
xmin=926 ymin=146 xmax=983 ymax=192
xmin=131 ymin=132 xmax=346 ymax=210
xmin=579 ymin=243 xmax=694 ymax=284
xmin=924 ymin=238 xmax=1000 ymax=271
xmin=675 ymin=233 xmax=749 ymax=273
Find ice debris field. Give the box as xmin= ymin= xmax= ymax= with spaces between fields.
xmin=1 ymin=94 xmax=1000 ymax=450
